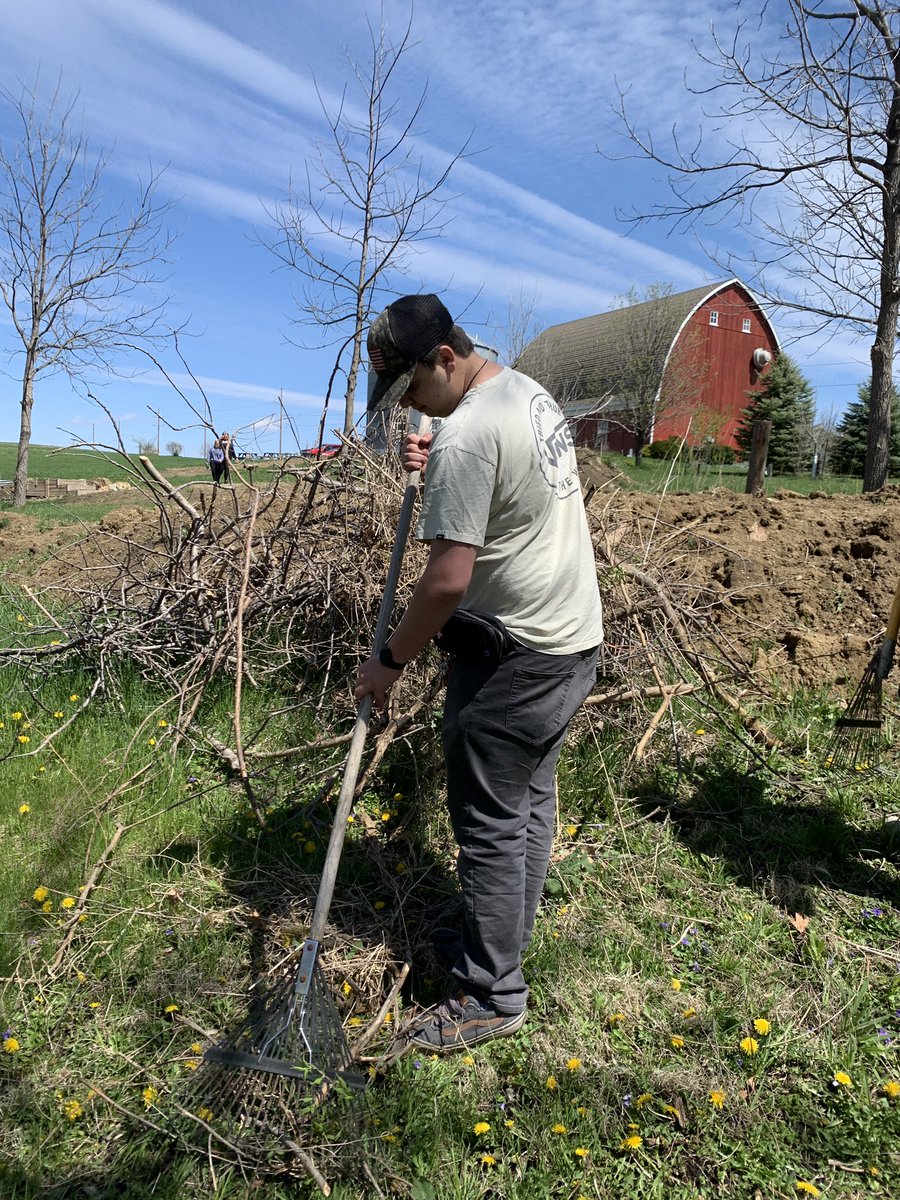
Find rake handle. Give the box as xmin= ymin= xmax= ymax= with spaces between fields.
xmin=873 ymin=575 xmax=900 ymax=681
xmin=309 ymin=415 xmax=432 ymax=943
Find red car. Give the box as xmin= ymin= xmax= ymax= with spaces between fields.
xmin=301 ymin=443 xmax=342 ymax=460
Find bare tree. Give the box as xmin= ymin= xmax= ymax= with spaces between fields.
xmin=614 ymin=1 xmax=900 ymax=491
xmin=586 ymin=283 xmax=705 ymax=466
xmin=262 ymin=12 xmax=465 ymax=438
xmin=0 ymin=80 xmax=172 ymax=506
xmin=165 ymin=440 xmax=183 ymax=457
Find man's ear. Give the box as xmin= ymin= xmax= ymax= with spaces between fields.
xmin=437 ymin=344 xmax=456 ymax=373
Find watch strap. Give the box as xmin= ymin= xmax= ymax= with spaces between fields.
xmin=379 ymin=645 xmax=407 ymax=672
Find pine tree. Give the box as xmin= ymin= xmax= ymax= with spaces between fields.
xmin=735 ymin=354 xmax=815 ymax=473
xmin=831 ymin=380 xmax=900 ymax=476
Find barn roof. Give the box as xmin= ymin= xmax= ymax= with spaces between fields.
xmin=515 ymin=278 xmax=766 ymax=411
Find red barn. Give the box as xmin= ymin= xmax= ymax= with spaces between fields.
xmin=516 ymin=279 xmax=781 ymax=455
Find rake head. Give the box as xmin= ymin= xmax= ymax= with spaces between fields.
xmin=184 ymin=941 xmax=366 ymax=1162
xmin=827 ymin=656 xmax=885 ymax=773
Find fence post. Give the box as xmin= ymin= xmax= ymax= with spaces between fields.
xmin=745 ymin=420 xmax=772 ymax=497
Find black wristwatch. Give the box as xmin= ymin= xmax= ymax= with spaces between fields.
xmin=379 ymin=645 xmax=407 ymax=672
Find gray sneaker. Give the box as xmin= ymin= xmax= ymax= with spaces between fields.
xmin=405 ymin=992 xmax=526 ymax=1053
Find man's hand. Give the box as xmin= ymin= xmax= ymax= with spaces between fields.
xmin=355 ymin=654 xmax=401 ymax=708
xmin=403 ymin=431 xmax=432 ymax=475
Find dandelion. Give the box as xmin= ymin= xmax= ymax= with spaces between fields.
xmin=576 ymin=1106 xmax=588 ymax=1116
xmin=504 ymin=1118 xmax=515 ymax=1128
xmin=608 ymin=1012 xmax=626 ymax=1026
xmin=197 ymin=1106 xmax=214 ymax=1122
xmin=185 ymin=1059 xmax=199 ymax=1071
xmin=147 ymin=737 xmax=156 ymax=747
xmin=374 ymin=899 xmax=385 ymax=909
xmin=17 ymin=735 xmax=30 ymax=744
xmin=42 ymin=900 xmax=53 ymax=913
xmin=740 ymin=1037 xmax=759 ymax=1055
xmin=348 ymin=1016 xmax=362 ymax=1027
xmin=142 ymin=1086 xmax=158 ymax=1107
xmin=393 ymin=792 xmax=403 ymax=801
xmin=18 ymin=804 xmax=29 ymax=814
xmin=89 ymin=1001 xmax=101 ymax=1009
xmin=663 ymin=1104 xmax=679 ymax=1116
xmin=190 ymin=1042 xmax=202 ymax=1055
xmin=341 ymin=981 xmax=352 ymax=996
xmin=709 ymin=1090 xmax=725 ymax=1109
xmin=546 ymin=1075 xmax=558 ymax=1090
xmin=16 ymin=614 xmax=24 ymax=622
xmin=670 ymin=978 xmax=683 ymax=991
xmin=462 ymin=1055 xmax=475 ymax=1066
xmin=552 ymin=1123 xmax=568 ymax=1134
xmin=682 ymin=1007 xmax=697 ymax=1018
xmin=753 ymin=1017 xmax=771 ymax=1036
xmin=11 ymin=711 xmax=22 ymax=720
xmin=832 ymin=1070 xmax=852 ymax=1088
xmin=303 ymin=841 xmax=316 ymax=853
xmin=53 ymin=711 xmax=63 ymax=719
xmin=473 ymin=1121 xmax=491 ymax=1135
xmin=670 ymin=1035 xmax=685 ymax=1049
xmin=480 ymin=1154 xmax=496 ymax=1166
xmin=566 ymin=1057 xmax=582 ymax=1071
xmin=164 ymin=1003 xmax=180 ymax=1014
xmin=64 ymin=1099 xmax=83 ymax=1120
xmin=620 ymin=1135 xmax=642 ymax=1152
xmin=574 ymin=1147 xmax=590 ymax=1158
xmin=60 ymin=897 xmax=75 ymax=909
xmin=381 ymin=811 xmax=391 ymax=821
xmin=3 ymin=1037 xmax=20 ymax=1053
xmin=395 ymin=862 xmax=406 ymax=873
xmin=158 ymin=719 xmax=168 ymax=727
xmin=794 ymin=1184 xmax=820 ymax=1197
xmin=37 ymin=766 xmax=45 ymax=773
xmin=695 ymin=727 xmax=706 ymax=736
xmin=635 ymin=1093 xmax=653 ymax=1109
xmin=565 ymin=824 xmax=578 ymax=836
xmin=69 ymin=694 xmax=79 ymax=702
xmin=881 ymin=1080 xmax=900 ymax=1098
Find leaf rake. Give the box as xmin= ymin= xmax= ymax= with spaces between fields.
xmin=184 ymin=419 xmax=430 ymax=1157
xmin=827 ymin=575 xmax=900 ymax=772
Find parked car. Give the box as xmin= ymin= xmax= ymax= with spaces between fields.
xmin=301 ymin=443 xmax=342 ymax=460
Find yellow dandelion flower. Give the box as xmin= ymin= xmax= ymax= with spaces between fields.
xmin=142 ymin=1086 xmax=158 ymax=1107
xmin=608 ymin=1012 xmax=626 ymax=1026
xmin=552 ymin=1123 xmax=567 ymax=1134
xmin=462 ymin=1055 xmax=475 ymax=1066
xmin=670 ymin=1035 xmax=685 ymax=1049
xmin=395 ymin=862 xmax=406 ymax=873
xmin=69 ymin=694 xmax=79 ymax=702
xmin=670 ymin=978 xmax=683 ymax=991
xmin=382 ymin=1012 xmax=393 ymax=1024
xmin=381 ymin=811 xmax=391 ymax=821
xmin=620 ymin=1135 xmax=642 ymax=1152
xmin=341 ymin=981 xmax=352 ymax=995
xmin=881 ymin=1080 xmax=900 ymax=1098
xmin=348 ymin=1016 xmax=362 ymax=1027
xmin=16 ymin=613 xmax=24 ymax=622
xmin=89 ymin=1001 xmax=101 ymax=1009
xmin=576 ymin=1106 xmax=588 ymax=1116
xmin=53 ymin=711 xmax=64 ymax=719
xmin=473 ymin=1121 xmax=491 ymax=1135
xmin=504 ymin=1118 xmax=515 ymax=1127
xmin=11 ymin=711 xmax=22 ymax=720
xmin=546 ymin=1075 xmax=558 ymax=1090
xmin=753 ymin=1018 xmax=771 ymax=1036
xmin=381 ymin=1132 xmax=397 ymax=1143
xmin=868 ymin=1166 xmax=879 ymax=1176
xmin=393 ymin=792 xmax=403 ymax=800
xmin=18 ymin=804 xmax=30 ymax=814
xmin=566 ymin=1057 xmax=582 ymax=1071
xmin=832 ymin=1070 xmax=852 ymax=1087
xmin=37 ymin=766 xmax=45 ymax=773
xmin=565 ymin=824 xmax=578 ymax=836
xmin=682 ymin=1007 xmax=697 ymax=1018
xmin=374 ymin=899 xmax=385 ymax=909
xmin=3 ymin=1037 xmax=20 ymax=1053
xmin=76 ymin=971 xmax=86 ymax=983
xmin=17 ymin=734 xmax=30 ymax=744
xmin=635 ymin=1093 xmax=653 ymax=1109
xmin=740 ymin=1037 xmax=759 ymax=1055
xmin=60 ymin=897 xmax=75 ymax=909
xmin=303 ymin=841 xmax=316 ymax=853
xmin=575 ymin=1147 xmax=590 ymax=1158
xmin=709 ymin=1090 xmax=725 ymax=1109
xmin=695 ymin=727 xmax=706 ymax=736
xmin=480 ymin=1154 xmax=496 ymax=1165
xmin=158 ymin=719 xmax=168 ymax=727
xmin=164 ymin=1003 xmax=179 ymax=1014
xmin=147 ymin=737 xmax=156 ymax=746
xmin=663 ymin=1104 xmax=679 ymax=1116
xmin=64 ymin=1099 xmax=83 ymax=1120
xmin=42 ymin=900 xmax=53 ymax=912
xmin=794 ymin=1184 xmax=820 ymax=1197
xmin=197 ymin=1106 xmax=214 ymax=1122
xmin=185 ymin=1059 xmax=199 ymax=1071
xmin=190 ymin=1042 xmax=202 ymax=1055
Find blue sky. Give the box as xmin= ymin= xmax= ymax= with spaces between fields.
xmin=0 ymin=0 xmax=871 ymax=456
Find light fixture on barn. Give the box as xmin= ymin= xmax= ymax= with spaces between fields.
xmin=752 ymin=348 xmax=773 ymax=371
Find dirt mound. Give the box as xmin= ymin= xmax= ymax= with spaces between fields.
xmin=616 ymin=484 xmax=900 ymax=687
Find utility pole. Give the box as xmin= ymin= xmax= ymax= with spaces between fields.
xmin=278 ymin=389 xmax=284 ymax=458
xmin=156 ymin=411 xmax=161 ymax=455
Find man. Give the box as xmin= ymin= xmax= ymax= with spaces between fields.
xmin=355 ymin=294 xmax=603 ymax=1052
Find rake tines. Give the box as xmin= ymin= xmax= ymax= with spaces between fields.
xmin=827 ymin=627 xmax=897 ymax=772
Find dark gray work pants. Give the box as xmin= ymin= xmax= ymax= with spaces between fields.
xmin=442 ymin=641 xmax=599 ymax=1015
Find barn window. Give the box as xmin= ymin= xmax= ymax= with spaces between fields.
xmin=709 ymin=310 xmax=719 ymax=326
xmin=742 ymin=317 xmax=751 ymax=333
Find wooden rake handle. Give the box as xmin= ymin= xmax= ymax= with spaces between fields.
xmin=309 ymin=415 xmax=432 ymax=943
xmin=887 ymin=576 xmax=900 ymax=644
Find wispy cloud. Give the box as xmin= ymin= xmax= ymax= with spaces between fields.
xmin=140 ymin=370 xmax=325 ymax=409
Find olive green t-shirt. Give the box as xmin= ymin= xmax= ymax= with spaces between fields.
xmin=416 ymin=367 xmax=603 ymax=654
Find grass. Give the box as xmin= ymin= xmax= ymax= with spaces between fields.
xmin=1 ymin=597 xmax=899 ymax=1198
xmin=610 ymin=455 xmax=890 ymax=496
xmin=0 ymin=443 xmax=207 ymax=484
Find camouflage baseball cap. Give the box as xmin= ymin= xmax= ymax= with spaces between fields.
xmin=367 ymin=294 xmax=454 ymax=409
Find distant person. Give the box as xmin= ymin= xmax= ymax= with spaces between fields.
xmin=208 ymin=439 xmax=226 ymax=484
xmin=220 ymin=431 xmax=237 ymax=482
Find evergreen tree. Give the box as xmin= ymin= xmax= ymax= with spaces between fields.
xmin=831 ymin=380 xmax=900 ymax=476
xmin=735 ymin=354 xmax=815 ymax=473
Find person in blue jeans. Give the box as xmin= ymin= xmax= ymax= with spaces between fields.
xmin=355 ymin=294 xmax=603 ymax=1052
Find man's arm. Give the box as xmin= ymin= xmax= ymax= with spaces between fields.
xmin=354 ymin=538 xmax=476 ymax=706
